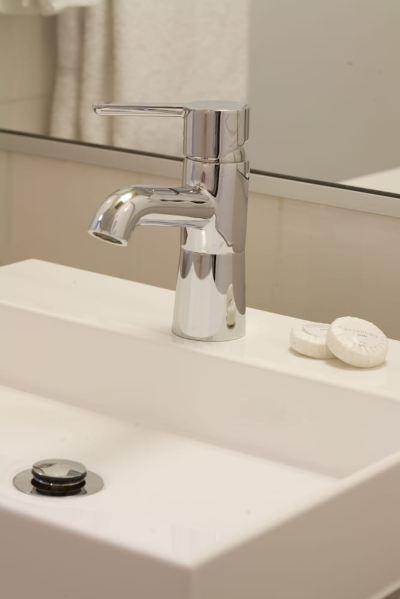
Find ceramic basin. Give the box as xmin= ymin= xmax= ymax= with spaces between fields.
xmin=0 ymin=260 xmax=399 ymax=599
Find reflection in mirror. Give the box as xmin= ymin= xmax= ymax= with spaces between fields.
xmin=0 ymin=0 xmax=400 ymax=194
xmin=0 ymin=0 xmax=247 ymax=157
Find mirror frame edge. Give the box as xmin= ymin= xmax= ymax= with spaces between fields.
xmin=1 ymin=129 xmax=400 ymax=220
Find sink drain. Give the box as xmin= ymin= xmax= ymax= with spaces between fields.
xmin=13 ymin=459 xmax=103 ymax=497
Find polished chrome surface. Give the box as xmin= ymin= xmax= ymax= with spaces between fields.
xmin=32 ymin=459 xmax=86 ymax=481
xmin=14 ymin=460 xmax=103 ymax=497
xmin=94 ymin=101 xmax=250 ymax=161
xmin=89 ymin=185 xmax=214 ymax=245
xmin=89 ymin=101 xmax=249 ymax=341
xmin=94 ymin=104 xmax=186 ymax=118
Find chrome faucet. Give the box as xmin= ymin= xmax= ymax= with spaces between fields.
xmin=88 ymin=101 xmax=249 ymax=341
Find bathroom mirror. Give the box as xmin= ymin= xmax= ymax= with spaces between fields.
xmin=0 ymin=0 xmax=400 ymax=195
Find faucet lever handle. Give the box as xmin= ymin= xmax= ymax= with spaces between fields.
xmin=93 ymin=100 xmax=249 ymax=160
xmin=93 ymin=103 xmax=186 ymax=117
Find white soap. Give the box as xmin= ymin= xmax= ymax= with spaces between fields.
xmin=290 ymin=322 xmax=334 ymax=359
xmin=327 ymin=316 xmax=388 ymax=368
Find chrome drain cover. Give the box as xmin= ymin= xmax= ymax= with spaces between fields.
xmin=13 ymin=459 xmax=103 ymax=497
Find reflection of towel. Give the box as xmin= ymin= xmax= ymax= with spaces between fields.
xmin=51 ymin=0 xmax=249 ymax=156
xmin=50 ymin=2 xmax=111 ymax=143
xmin=40 ymin=0 xmax=99 ymax=14
xmin=0 ymin=0 xmax=99 ymax=15
xmin=50 ymin=8 xmax=83 ymax=139
xmin=112 ymin=0 xmax=249 ymax=156
xmin=79 ymin=0 xmax=112 ymax=144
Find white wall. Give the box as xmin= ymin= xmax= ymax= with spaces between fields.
xmin=0 ymin=14 xmax=56 ymax=134
xmin=250 ymin=0 xmax=400 ymax=181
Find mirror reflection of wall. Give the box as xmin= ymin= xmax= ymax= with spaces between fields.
xmin=250 ymin=0 xmax=400 ymax=189
xmin=0 ymin=7 xmax=55 ymax=134
xmin=1 ymin=0 xmax=400 ymax=192
xmin=0 ymin=0 xmax=248 ymax=157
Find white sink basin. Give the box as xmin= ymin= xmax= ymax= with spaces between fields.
xmin=0 ymin=259 xmax=399 ymax=599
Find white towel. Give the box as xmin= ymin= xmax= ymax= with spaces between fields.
xmin=0 ymin=0 xmax=99 ymax=15
xmin=51 ymin=0 xmax=249 ymax=155
xmin=112 ymin=0 xmax=249 ymax=156
xmin=50 ymin=8 xmax=84 ymax=139
xmin=79 ymin=0 xmax=112 ymax=144
xmin=40 ymin=0 xmax=99 ymax=14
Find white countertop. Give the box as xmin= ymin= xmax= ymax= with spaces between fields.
xmin=1 ymin=259 xmax=399 ymax=401
xmin=0 ymin=260 xmax=399 ymax=599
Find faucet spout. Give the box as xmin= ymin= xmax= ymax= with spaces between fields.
xmin=88 ymin=185 xmax=214 ymax=245
xmin=88 ymin=100 xmax=249 ymax=341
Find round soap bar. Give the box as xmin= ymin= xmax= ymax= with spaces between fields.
xmin=327 ymin=316 xmax=388 ymax=368
xmin=290 ymin=322 xmax=334 ymax=359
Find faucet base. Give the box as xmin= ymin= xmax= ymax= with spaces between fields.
xmin=172 ymin=249 xmax=246 ymax=342
xmin=171 ymin=325 xmax=245 ymax=342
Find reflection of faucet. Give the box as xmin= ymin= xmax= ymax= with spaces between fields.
xmin=88 ymin=101 xmax=249 ymax=341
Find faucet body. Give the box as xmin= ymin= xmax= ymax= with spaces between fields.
xmin=88 ymin=101 xmax=249 ymax=341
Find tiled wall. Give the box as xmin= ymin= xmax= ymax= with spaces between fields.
xmin=1 ymin=149 xmax=400 ymax=342
xmin=0 ymin=15 xmax=56 ymax=134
